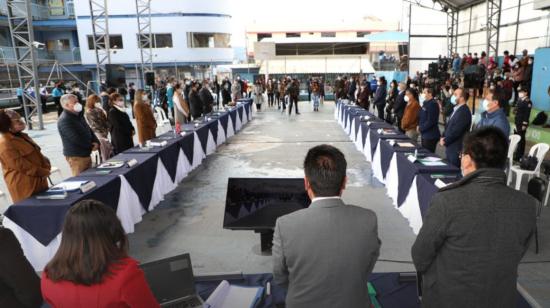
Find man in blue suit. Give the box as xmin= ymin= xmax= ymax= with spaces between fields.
xmin=418 ymin=87 xmax=441 ymax=153
xmin=440 ymin=88 xmax=472 ymax=167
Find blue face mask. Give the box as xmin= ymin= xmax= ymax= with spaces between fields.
xmin=419 ymin=94 xmax=426 ymax=107
xmin=450 ymin=95 xmax=457 ymax=105
xmin=481 ymin=99 xmax=490 ymax=111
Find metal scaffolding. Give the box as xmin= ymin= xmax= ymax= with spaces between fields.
xmin=446 ymin=9 xmax=459 ymax=57
xmin=486 ymin=0 xmax=502 ymax=59
xmin=136 ymin=0 xmax=153 ymax=88
xmin=89 ymin=0 xmax=111 ymax=87
xmin=6 ymin=0 xmax=44 ymax=130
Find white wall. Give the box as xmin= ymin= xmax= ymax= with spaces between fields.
xmin=74 ymin=0 xmax=233 ymax=65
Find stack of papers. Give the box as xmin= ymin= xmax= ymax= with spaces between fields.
xmin=98 ymin=161 xmax=125 ymax=169
xmin=51 ymin=181 xmax=90 ymax=192
xmin=418 ymin=158 xmax=447 ymax=166
xmin=205 ymin=280 xmax=264 ymax=308
xmin=396 ymin=142 xmax=415 ymax=148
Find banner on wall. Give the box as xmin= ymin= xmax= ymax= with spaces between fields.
xmin=49 ymin=0 xmax=65 ymax=16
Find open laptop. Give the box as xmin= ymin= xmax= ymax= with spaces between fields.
xmin=140 ymin=253 xmax=205 ymax=308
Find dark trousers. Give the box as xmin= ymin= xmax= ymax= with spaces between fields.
xmin=445 ymin=146 xmax=461 ymax=168
xmin=54 ymin=96 xmax=62 ymax=116
xmin=395 ymin=115 xmax=404 ymax=133
xmin=268 ymin=93 xmax=274 ymax=106
xmin=256 ymin=103 xmax=261 ymax=111
xmin=513 ymin=81 xmax=521 ymax=104
xmin=514 ymin=124 xmax=527 ymax=161
xmin=288 ymin=96 xmax=299 ymax=115
xmin=376 ymin=104 xmax=385 ymax=120
xmin=422 ymin=138 xmax=438 ymax=153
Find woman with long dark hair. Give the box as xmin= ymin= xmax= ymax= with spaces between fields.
xmin=108 ymin=93 xmax=135 ymax=154
xmin=41 ymin=199 xmax=158 ymax=307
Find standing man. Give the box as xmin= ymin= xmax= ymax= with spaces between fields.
xmin=513 ymin=87 xmax=532 ymax=161
xmin=348 ymin=76 xmax=357 ymax=102
xmin=393 ymin=82 xmax=407 ymax=131
xmin=477 ymin=89 xmax=510 ymax=136
xmin=221 ymin=77 xmax=231 ymax=106
xmin=287 ymin=78 xmax=300 ymax=115
xmin=189 ymin=81 xmax=203 ymax=120
xmin=412 ymin=127 xmax=536 ymax=308
xmin=166 ymin=78 xmax=175 ymax=119
xmin=418 ymin=87 xmax=441 ymax=153
xmin=58 ymin=94 xmax=99 ymax=176
xmin=373 ymin=77 xmax=387 ymax=120
xmin=440 ymin=88 xmax=472 ymax=167
xmin=273 ymin=144 xmax=380 ymax=308
xmin=213 ymin=76 xmax=220 ymax=109
xmin=199 ymin=80 xmax=214 ymax=114
xmin=52 ymin=82 xmax=64 ymax=117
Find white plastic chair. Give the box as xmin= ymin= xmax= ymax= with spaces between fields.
xmin=0 ymin=189 xmax=9 ymax=216
xmin=49 ymin=166 xmax=63 ymax=185
xmin=154 ymin=107 xmax=172 ymax=134
xmin=508 ymin=143 xmax=550 ymax=190
xmin=506 ymin=134 xmax=521 ymax=183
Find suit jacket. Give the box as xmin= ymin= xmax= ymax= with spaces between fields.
xmin=133 ymin=102 xmax=157 ymax=145
xmin=0 ymin=228 xmax=42 ymax=308
xmin=189 ymin=90 xmax=203 ymax=119
xmin=373 ymin=86 xmax=387 ymax=106
xmin=58 ymin=110 xmax=99 ymax=157
xmin=108 ymin=107 xmax=135 ymax=154
xmin=412 ymin=168 xmax=536 ymax=308
xmin=418 ymin=99 xmax=441 ymax=140
xmin=393 ymin=91 xmax=407 ymax=118
xmin=272 ymin=198 xmax=380 ymax=308
xmin=443 ymin=104 xmax=472 ymax=152
xmin=0 ymin=132 xmax=51 ymax=202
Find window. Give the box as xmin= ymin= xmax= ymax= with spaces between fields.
xmin=285 ymin=32 xmax=300 ymax=38
xmin=187 ymin=32 xmax=231 ymax=48
xmin=321 ymin=32 xmax=336 ymax=38
xmin=87 ymin=35 xmax=123 ymax=50
xmin=47 ymin=39 xmax=70 ymax=51
xmin=137 ymin=33 xmax=173 ymax=48
xmin=257 ymin=33 xmax=272 ymax=42
xmin=357 ymin=31 xmax=370 ymax=37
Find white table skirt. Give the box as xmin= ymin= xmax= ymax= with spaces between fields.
xmin=372 ymin=140 xmax=385 ymax=184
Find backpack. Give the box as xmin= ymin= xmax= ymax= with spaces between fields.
xmin=520 ymin=155 xmax=538 ymax=171
xmin=532 ymin=111 xmax=548 ymax=126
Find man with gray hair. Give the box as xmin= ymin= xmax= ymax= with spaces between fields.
xmin=57 ymin=94 xmax=99 ymax=176
xmin=393 ymin=82 xmax=407 ymax=131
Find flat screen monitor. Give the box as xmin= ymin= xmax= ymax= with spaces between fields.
xmin=223 ymin=178 xmax=311 ymax=230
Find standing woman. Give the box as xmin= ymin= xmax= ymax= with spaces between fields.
xmin=85 ymin=94 xmax=112 ymax=162
xmin=401 ymin=88 xmax=421 ymax=142
xmin=41 ymin=200 xmax=159 ymax=307
xmin=0 ymin=109 xmax=51 ymax=202
xmin=267 ymin=79 xmax=274 ymax=107
xmin=173 ymin=83 xmax=190 ymax=125
xmin=133 ymin=89 xmax=157 ymax=146
xmin=253 ymin=80 xmax=265 ymax=111
xmin=108 ymin=93 xmax=135 ymax=154
xmin=231 ymin=77 xmax=241 ymax=104
xmin=385 ymin=80 xmax=399 ymax=123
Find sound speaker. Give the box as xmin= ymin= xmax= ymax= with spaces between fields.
xmin=398 ymin=44 xmax=408 ymax=57
xmin=428 ymin=63 xmax=439 ymax=78
xmin=145 ymin=72 xmax=155 ymax=86
xmin=105 ymin=64 xmax=126 ymax=87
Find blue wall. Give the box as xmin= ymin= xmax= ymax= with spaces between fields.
xmin=532 ymin=48 xmax=550 ymax=111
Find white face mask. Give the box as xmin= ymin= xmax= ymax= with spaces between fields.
xmin=116 ymin=100 xmax=124 ymax=107
xmin=73 ymin=102 xmax=83 ymax=113
xmin=142 ymin=95 xmax=148 ymax=101
xmin=404 ymin=95 xmax=410 ymax=103
xmin=518 ymin=93 xmax=526 ymax=99
xmin=419 ymin=94 xmax=426 ymax=106
xmin=95 ymin=103 xmax=102 ymax=109
xmin=482 ymin=99 xmax=490 ymax=111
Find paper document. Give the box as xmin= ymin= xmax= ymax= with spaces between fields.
xmin=434 ymin=179 xmax=449 ymax=189
xmin=205 ymin=280 xmax=264 ymax=308
xmin=397 ymin=142 xmax=415 ymax=148
xmin=419 ymin=160 xmax=447 ymax=166
xmin=52 ymin=181 xmax=89 ymax=192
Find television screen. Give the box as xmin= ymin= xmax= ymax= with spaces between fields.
xmin=223 ymin=178 xmax=311 ymax=230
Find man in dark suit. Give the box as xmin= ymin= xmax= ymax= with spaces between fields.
xmin=393 ymin=82 xmax=407 ymax=131
xmin=440 ymin=88 xmax=472 ymax=167
xmin=412 ymin=127 xmax=536 ymax=308
xmin=373 ymin=77 xmax=387 ymax=120
xmin=199 ymin=80 xmax=214 ymax=114
xmin=418 ymin=87 xmax=441 ymax=152
xmin=188 ymin=81 xmax=203 ymax=120
xmin=273 ymin=145 xmax=380 ymax=308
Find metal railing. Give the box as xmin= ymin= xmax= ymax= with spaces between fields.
xmin=0 ymin=0 xmax=75 ymax=18
xmin=0 ymin=46 xmax=81 ymax=64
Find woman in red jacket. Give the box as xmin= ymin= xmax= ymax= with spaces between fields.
xmin=41 ymin=199 xmax=159 ymax=308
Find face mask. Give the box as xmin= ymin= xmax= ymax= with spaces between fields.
xmin=528 ymin=61 xmax=533 ymax=65
xmin=404 ymin=95 xmax=410 ymax=103
xmin=482 ymin=99 xmax=490 ymax=111
xmin=518 ymin=93 xmax=526 ymax=99
xmin=73 ymin=102 xmax=83 ymax=113
xmin=419 ymin=94 xmax=426 ymax=106
xmin=377 ymin=82 xmax=381 ymax=86
xmin=116 ymin=100 xmax=124 ymax=107
xmin=95 ymin=103 xmax=102 ymax=109
xmin=450 ymin=95 xmax=457 ymax=105
xmin=142 ymin=95 xmax=148 ymax=101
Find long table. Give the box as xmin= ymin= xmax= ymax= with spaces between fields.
xmin=335 ymin=101 xmax=460 ymax=234
xmin=3 ymin=101 xmax=253 ymax=270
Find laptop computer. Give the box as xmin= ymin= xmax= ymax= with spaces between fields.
xmin=140 ymin=253 xmax=205 ymax=308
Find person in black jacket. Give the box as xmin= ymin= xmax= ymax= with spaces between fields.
xmin=0 ymin=227 xmax=43 ymax=308
xmin=108 ymin=93 xmax=134 ymax=154
xmin=418 ymin=87 xmax=441 ymax=153
xmin=348 ymin=76 xmax=357 ymax=102
xmin=393 ymin=82 xmax=407 ymax=131
xmin=221 ymin=77 xmax=232 ymax=106
xmin=58 ymin=94 xmax=99 ymax=176
xmin=213 ymin=76 xmax=220 ymax=108
xmin=373 ymin=77 xmax=387 ymax=120
xmin=513 ymin=87 xmax=532 ymax=161
xmin=440 ymin=88 xmax=472 ymax=167
xmin=199 ymin=80 xmax=214 ymax=115
xmin=189 ymin=81 xmax=203 ymax=119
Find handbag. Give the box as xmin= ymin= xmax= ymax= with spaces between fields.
xmin=519 ymin=155 xmax=538 ymax=171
